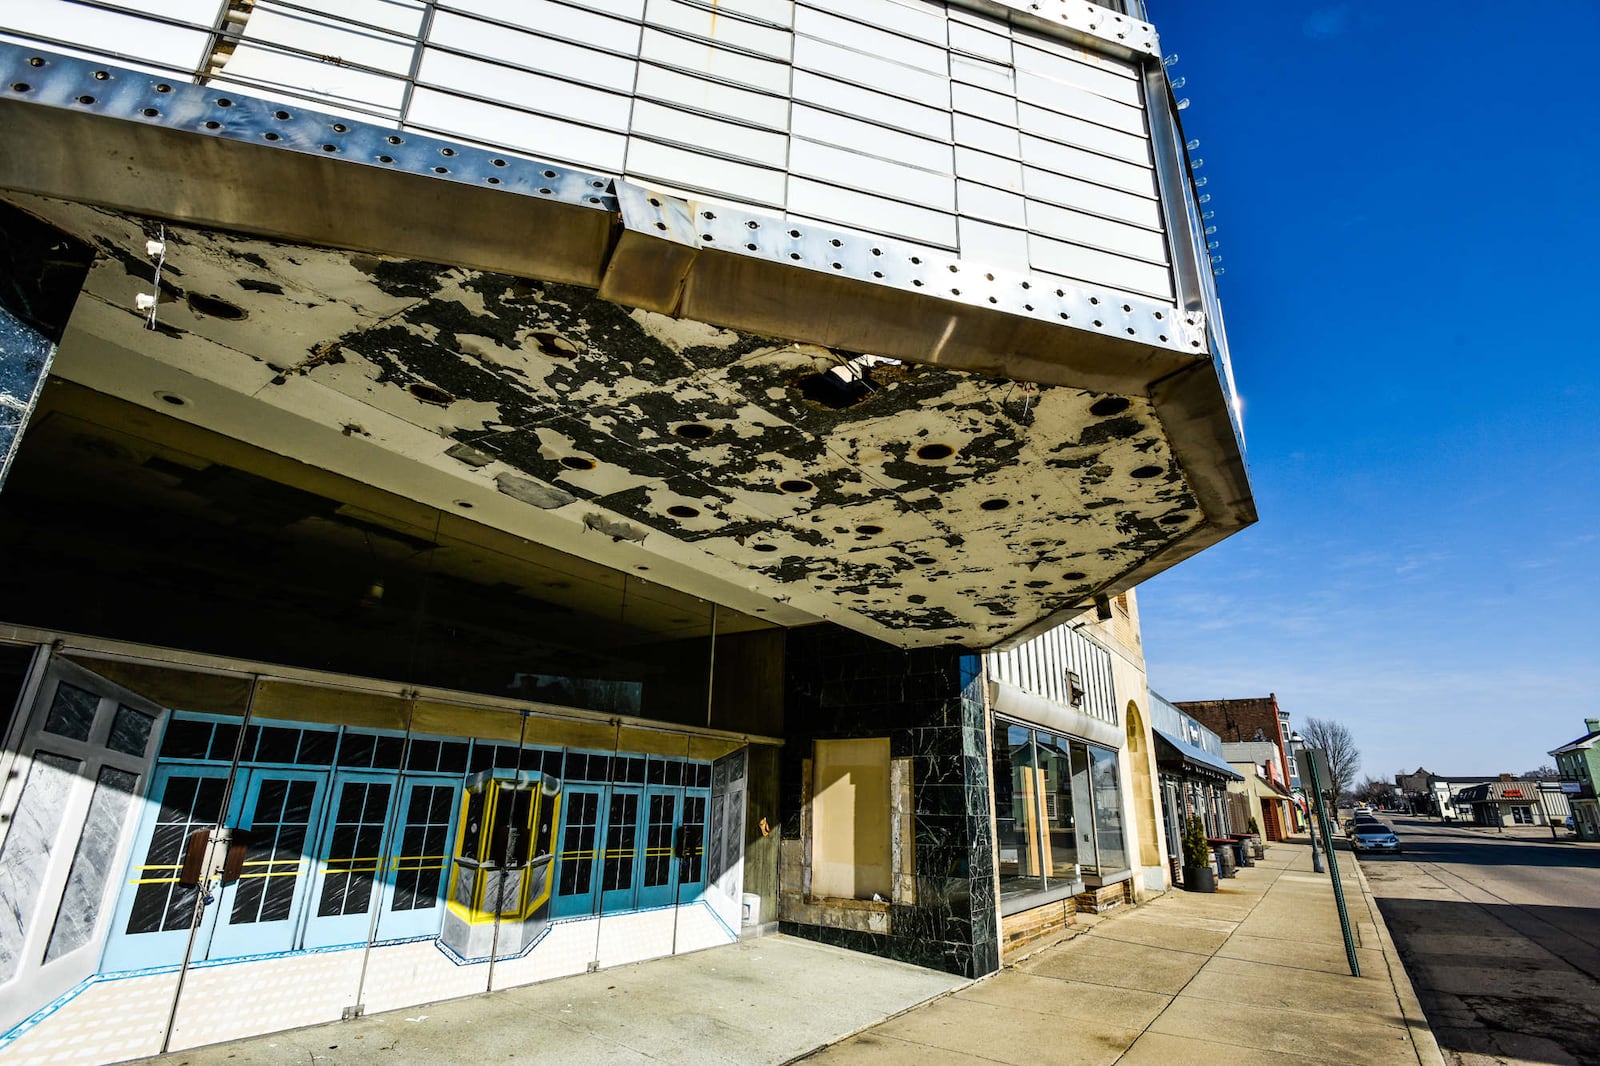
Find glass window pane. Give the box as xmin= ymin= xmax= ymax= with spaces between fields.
xmin=107 ymin=705 xmax=156 ymax=757
xmin=43 ymin=682 xmax=98 ymax=742
xmin=1070 ymin=741 xmax=1097 ymax=873
xmin=1089 ymin=746 xmax=1128 ymax=874
xmin=1036 ymin=733 xmax=1078 ymax=879
xmin=992 ymin=723 xmax=1044 ymax=900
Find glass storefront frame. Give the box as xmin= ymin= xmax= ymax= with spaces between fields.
xmin=992 ymin=714 xmax=1130 ymax=915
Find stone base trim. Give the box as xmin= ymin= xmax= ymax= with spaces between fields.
xmin=1073 ymin=880 xmax=1134 ymax=915
xmin=1000 ymin=896 xmax=1077 ymax=959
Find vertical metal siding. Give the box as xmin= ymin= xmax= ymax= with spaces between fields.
xmin=985 ymin=623 xmax=1116 ymax=726
xmin=0 ymin=0 xmax=1179 ymax=305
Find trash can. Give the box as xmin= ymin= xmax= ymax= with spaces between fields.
xmin=1214 ymin=843 xmax=1236 ymax=879
xmin=1232 ymin=839 xmax=1253 ymax=868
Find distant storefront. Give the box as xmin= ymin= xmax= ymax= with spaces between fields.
xmin=1149 ymin=693 xmax=1242 ymax=886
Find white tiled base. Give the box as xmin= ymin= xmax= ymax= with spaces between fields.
xmin=1 ymin=902 xmax=737 ymax=1065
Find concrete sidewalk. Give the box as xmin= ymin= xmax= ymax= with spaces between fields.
xmin=135 ymin=841 xmax=1440 ymax=1066
xmin=799 ymin=841 xmax=1445 ymax=1066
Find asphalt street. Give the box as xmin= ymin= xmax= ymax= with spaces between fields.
xmin=1356 ymin=816 xmax=1600 ymax=1066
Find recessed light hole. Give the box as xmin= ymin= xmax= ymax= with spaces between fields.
xmin=185 ymin=292 xmax=247 ymax=320
xmin=915 ymin=443 xmax=954 ymax=461
xmin=1064 ymin=571 xmax=1087 ymax=581
xmin=1088 ymin=396 xmax=1131 ymax=417
xmin=674 ymin=422 xmax=715 ymax=440
xmin=979 ymin=498 xmax=1010 ymax=511
xmin=560 ymin=456 xmax=596 ymax=471
xmin=778 ymin=479 xmax=814 ymax=494
xmin=1130 ymin=465 xmax=1163 ymax=479
xmin=752 ymin=543 xmax=778 ymax=553
xmin=855 ymin=524 xmax=883 ymax=535
xmin=666 ymin=505 xmax=700 ymax=519
xmin=154 ymin=391 xmax=187 ymax=407
xmin=406 ymin=381 xmax=455 ymax=406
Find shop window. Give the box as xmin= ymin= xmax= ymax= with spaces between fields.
xmin=995 ymin=717 xmax=1129 ymax=909
xmin=994 ymin=724 xmax=1045 ymax=898
xmin=811 ymin=738 xmax=891 ymax=901
xmin=1036 ymin=733 xmax=1079 ymax=880
xmin=1089 ymin=747 xmax=1128 ymax=874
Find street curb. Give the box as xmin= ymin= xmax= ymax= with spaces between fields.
xmin=1345 ymin=852 xmax=1447 ymax=1066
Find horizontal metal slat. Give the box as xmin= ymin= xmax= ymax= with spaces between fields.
xmin=640 ymin=26 xmax=789 ymax=92
xmin=791 ymin=35 xmax=949 ymax=108
xmin=645 ymin=0 xmax=793 ymax=60
xmin=1018 ymin=103 xmax=1150 ymax=166
xmin=631 ymin=100 xmax=788 ymax=167
xmin=794 ymin=6 xmax=946 ymax=73
xmin=428 ymin=11 xmax=640 ymax=93
xmin=791 ymin=104 xmax=952 ymax=174
xmin=1020 ymin=134 xmax=1154 ymax=198
xmin=1027 ymin=234 xmax=1173 ymax=301
xmin=407 ymin=86 xmax=629 ymax=172
xmin=792 ymin=70 xmax=950 ymax=141
xmin=789 ymin=137 xmax=955 ymax=212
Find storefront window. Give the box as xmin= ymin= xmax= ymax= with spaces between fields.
xmin=1089 ymin=746 xmax=1128 ymax=874
xmin=993 ymin=724 xmax=1045 ymax=899
xmin=993 ymin=717 xmax=1132 ymax=910
xmin=1036 ymin=733 xmax=1078 ymax=880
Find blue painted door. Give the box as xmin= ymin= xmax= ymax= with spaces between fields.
xmin=373 ymin=777 xmax=461 ymax=941
xmin=100 ymin=763 xmax=231 ymax=973
xmin=551 ymin=786 xmax=603 ymax=918
xmin=203 ymin=769 xmax=327 ymax=961
xmin=636 ymin=786 xmax=681 ymax=910
xmin=675 ymin=791 xmax=709 ymax=906
xmin=598 ymin=788 xmax=643 ymax=913
xmin=302 ymin=771 xmax=395 ymax=949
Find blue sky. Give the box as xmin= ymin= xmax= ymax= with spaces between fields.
xmin=1139 ymin=2 xmax=1600 ymax=781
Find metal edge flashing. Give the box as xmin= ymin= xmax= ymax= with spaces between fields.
xmin=0 ymin=45 xmax=619 ymax=287
xmin=947 ymin=0 xmax=1159 ymax=60
xmin=603 ymin=185 xmax=1206 ymax=396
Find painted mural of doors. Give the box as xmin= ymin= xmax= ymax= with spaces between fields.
xmin=551 ymin=777 xmax=709 ymax=917
xmin=100 ymin=763 xmax=231 ymax=973
xmin=551 ymin=785 xmax=603 ymax=917
xmin=598 ymin=787 xmax=643 ymax=913
xmin=103 ymin=765 xmax=328 ymax=968
xmin=303 ymin=772 xmax=461 ymax=948
xmin=373 ymin=777 xmax=461 ymax=941
xmin=0 ymin=655 xmax=166 ymax=1031
xmin=303 ymin=771 xmax=394 ymax=948
xmin=203 ymin=768 xmax=326 ymax=960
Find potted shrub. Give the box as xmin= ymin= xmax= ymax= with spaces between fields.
xmin=1182 ymin=815 xmax=1215 ymax=892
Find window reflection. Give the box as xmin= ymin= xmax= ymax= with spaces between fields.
xmin=993 ymin=725 xmax=1044 ymax=898
xmin=1036 ymin=734 xmax=1077 ymax=879
xmin=993 ymin=716 xmax=1132 ymax=910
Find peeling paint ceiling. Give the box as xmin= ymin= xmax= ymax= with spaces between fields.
xmin=11 ymin=194 xmax=1204 ymax=648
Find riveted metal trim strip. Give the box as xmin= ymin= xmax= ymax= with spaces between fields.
xmin=0 ymin=44 xmax=619 ymax=215
xmin=948 ymin=0 xmax=1159 ymax=60
xmin=666 ymin=188 xmax=1201 ymax=356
